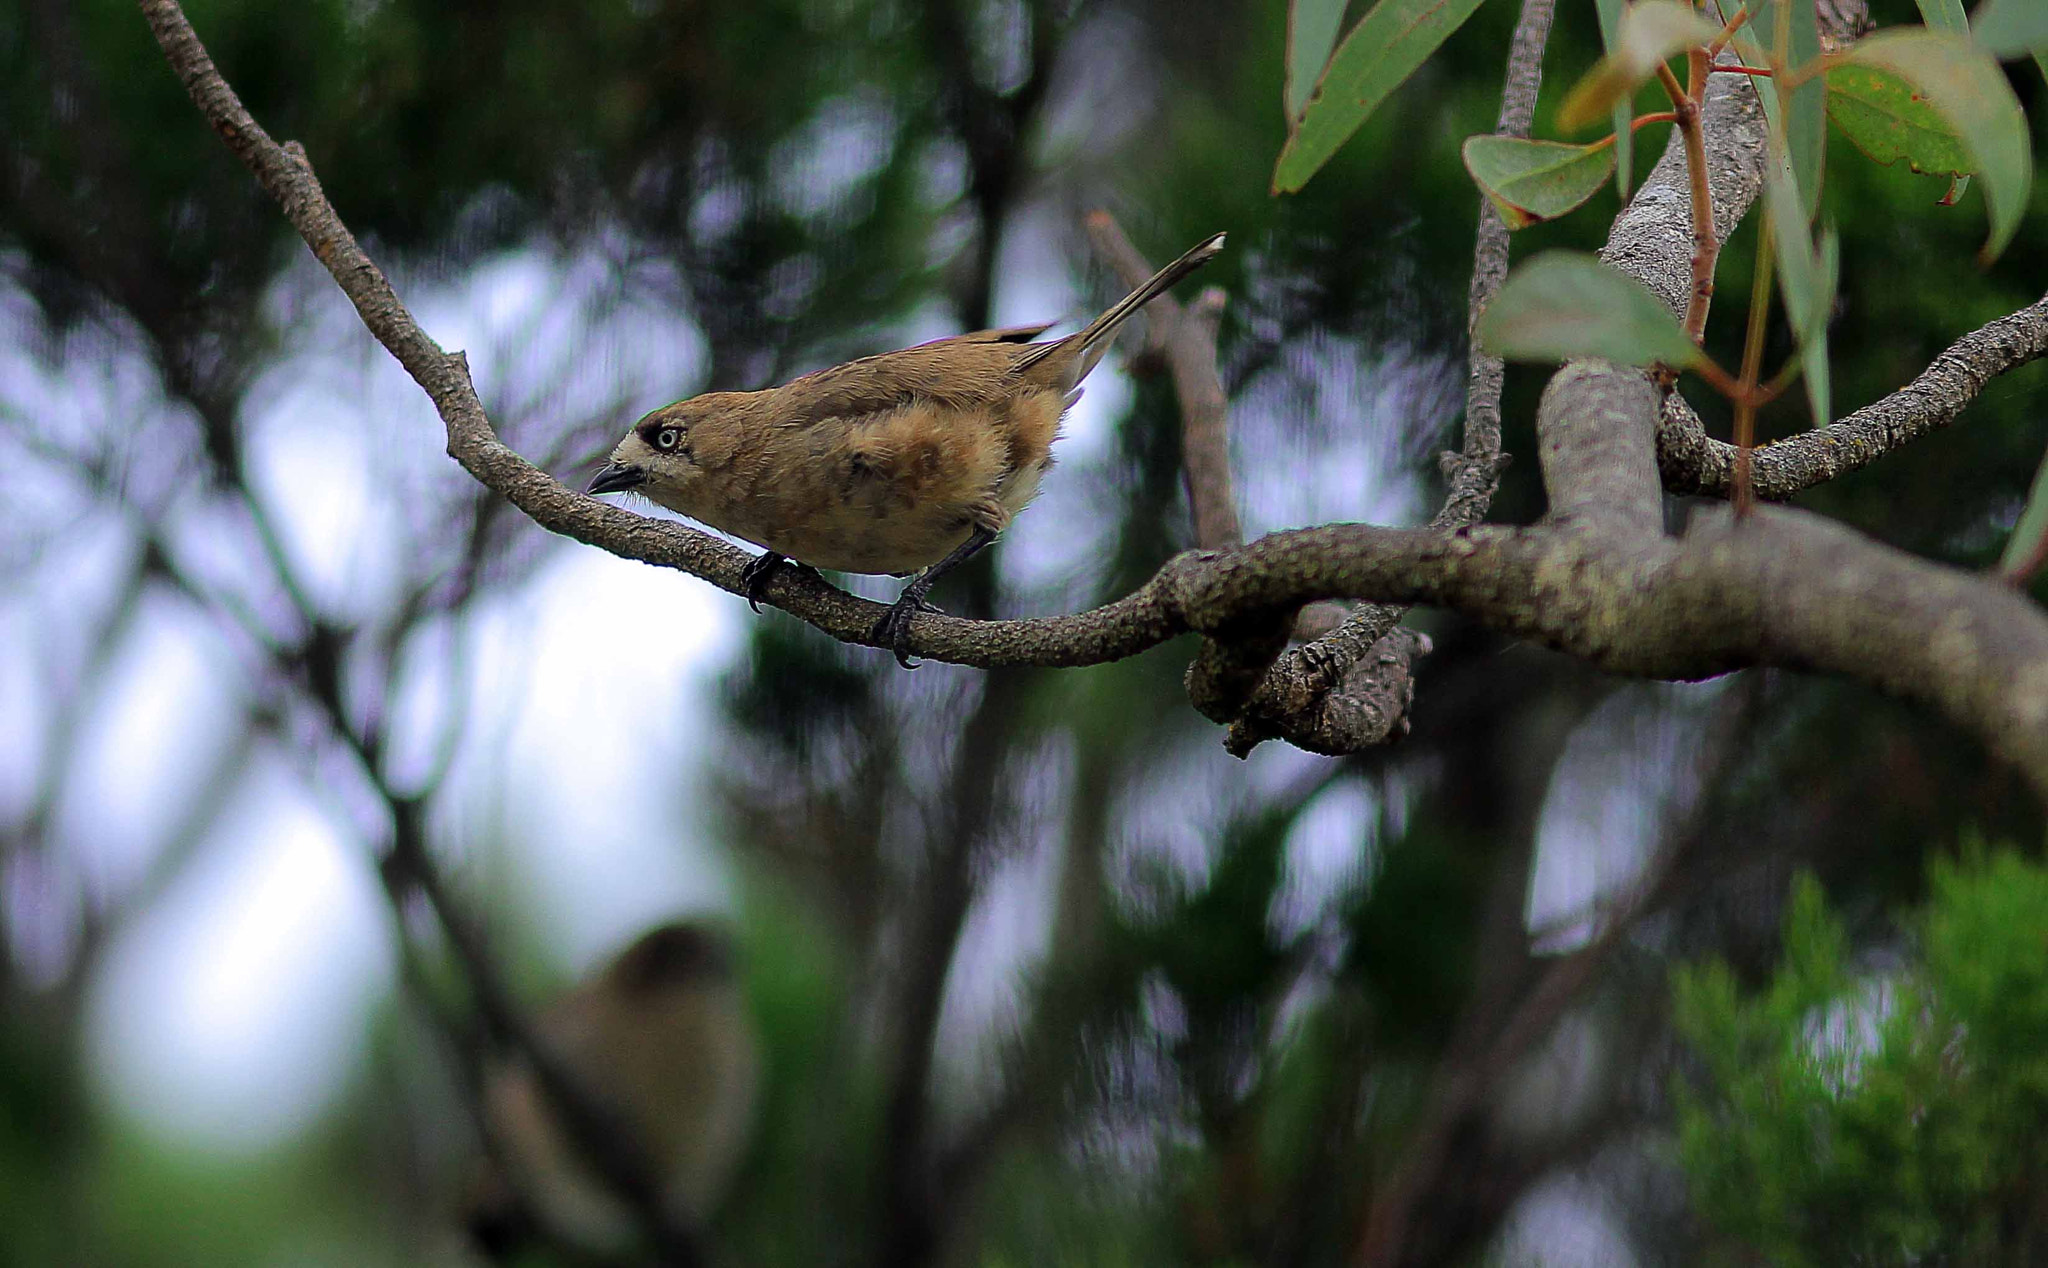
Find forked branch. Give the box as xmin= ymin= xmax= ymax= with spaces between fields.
xmin=138 ymin=0 xmax=2048 ymax=808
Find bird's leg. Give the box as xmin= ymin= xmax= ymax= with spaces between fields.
xmin=740 ymin=551 xmax=817 ymax=613
xmin=873 ymin=526 xmax=998 ymax=668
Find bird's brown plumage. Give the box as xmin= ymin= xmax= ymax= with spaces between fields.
xmin=589 ymin=231 xmax=1225 ymax=658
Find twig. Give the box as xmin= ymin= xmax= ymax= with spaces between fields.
xmin=1083 ymin=211 xmax=1243 ymax=551
xmin=1659 ymin=57 xmax=1720 ymax=344
xmin=1219 ymin=0 xmax=1554 ymax=756
xmin=133 ymin=0 xmax=2048 ymax=807
xmin=1656 ymin=292 xmax=2048 ymax=500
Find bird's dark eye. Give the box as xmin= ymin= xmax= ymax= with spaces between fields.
xmin=655 ymin=427 xmax=682 ymax=451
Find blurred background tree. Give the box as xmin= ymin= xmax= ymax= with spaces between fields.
xmin=1 ymin=0 xmax=2044 ymax=1264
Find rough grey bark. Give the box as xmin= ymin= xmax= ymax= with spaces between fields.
xmin=139 ymin=0 xmax=2048 ymax=805
xmin=1218 ymin=0 xmax=1556 ymax=756
xmin=1658 ymin=294 xmax=2048 ymax=498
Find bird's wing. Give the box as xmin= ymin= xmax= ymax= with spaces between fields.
xmin=771 ymin=325 xmax=1057 ymax=426
xmin=933 ymin=323 xmax=1059 ymax=346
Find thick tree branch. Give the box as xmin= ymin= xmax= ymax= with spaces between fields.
xmin=1658 ymin=292 xmax=2048 ymax=499
xmin=141 ymin=0 xmax=2048 ymax=805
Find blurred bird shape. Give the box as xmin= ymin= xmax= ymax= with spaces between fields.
xmin=462 ymin=920 xmax=760 ymax=1258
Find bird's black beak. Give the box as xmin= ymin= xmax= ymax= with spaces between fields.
xmin=586 ymin=462 xmax=647 ymax=496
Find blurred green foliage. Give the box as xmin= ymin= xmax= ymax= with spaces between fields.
xmin=1673 ymin=852 xmax=2048 ymax=1265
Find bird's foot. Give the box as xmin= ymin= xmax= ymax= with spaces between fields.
xmin=740 ymin=552 xmax=816 ymax=612
xmin=872 ymin=591 xmax=944 ymax=669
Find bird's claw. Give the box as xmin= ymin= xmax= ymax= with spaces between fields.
xmin=741 ymin=553 xmax=817 ymax=613
xmin=872 ymin=593 xmax=943 ymax=669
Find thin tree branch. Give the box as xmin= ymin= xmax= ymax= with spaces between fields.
xmin=1356 ymin=676 xmax=1761 ymax=1267
xmin=1453 ymin=0 xmax=1555 ymax=527
xmin=1219 ymin=0 xmax=1554 ymax=756
xmin=137 ymin=0 xmax=2048 ymax=808
xmin=1083 ymin=210 xmax=1243 ymax=551
xmin=1657 ymin=292 xmax=2048 ymax=500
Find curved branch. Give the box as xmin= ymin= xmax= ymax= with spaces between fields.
xmin=141 ymin=0 xmax=2048 ymax=807
xmin=1659 ymin=292 xmax=2048 ymax=499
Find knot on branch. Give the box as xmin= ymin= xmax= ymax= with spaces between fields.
xmin=1223 ymin=624 xmax=1433 ymax=758
xmin=1184 ymin=610 xmax=1299 ymax=725
xmin=1437 ymin=447 xmax=1512 ymax=488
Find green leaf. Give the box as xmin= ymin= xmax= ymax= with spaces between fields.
xmin=1461 ymin=136 xmax=1616 ymax=229
xmin=1778 ymin=0 xmax=1827 ymax=218
xmin=1287 ymin=0 xmax=1350 ymax=121
xmin=1593 ymin=0 xmax=1633 ymax=199
xmin=1844 ymin=29 xmax=2034 ymax=262
xmin=1272 ymin=0 xmax=1490 ymax=194
xmin=1811 ymin=229 xmax=1839 ymax=418
xmin=1971 ymin=0 xmax=2048 ymax=59
xmin=1825 ymin=63 xmax=1974 ymax=179
xmin=1736 ymin=0 xmax=1827 ymax=218
xmin=1999 ymin=441 xmax=2048 ymax=580
xmin=1914 ymin=0 xmax=1968 ymax=35
xmin=1559 ymin=1 xmax=1723 ymax=131
xmin=1762 ymin=123 xmax=1835 ymax=426
xmin=1475 ymin=251 xmax=1705 ymax=368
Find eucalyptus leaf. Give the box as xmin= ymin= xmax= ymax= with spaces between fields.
xmin=1476 ymin=251 xmax=1704 ymax=368
xmin=1560 ymin=1 xmax=1723 ymax=131
xmin=1914 ymin=0 xmax=1968 ymax=35
xmin=1826 ymin=63 xmax=1973 ymax=179
xmin=1273 ymin=0 xmax=1489 ymax=194
xmin=1767 ymin=148 xmax=1836 ymax=428
xmin=1971 ymin=0 xmax=2048 ymax=59
xmin=1593 ymin=0 xmax=1634 ymax=198
xmin=2000 ymin=442 xmax=2048 ymax=580
xmin=1461 ymin=136 xmax=1617 ymax=229
xmin=1735 ymin=0 xmax=1826 ymax=218
xmin=1287 ymin=0 xmax=1350 ymax=122
xmin=1844 ymin=29 xmax=2033 ymax=261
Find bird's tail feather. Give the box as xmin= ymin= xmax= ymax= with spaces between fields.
xmin=1015 ymin=231 xmax=1225 ymax=385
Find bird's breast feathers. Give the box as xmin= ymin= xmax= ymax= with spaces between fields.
xmin=673 ymin=391 xmax=1064 ymax=575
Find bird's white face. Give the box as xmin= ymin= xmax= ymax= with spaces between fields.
xmin=587 ymin=405 xmax=705 ymax=512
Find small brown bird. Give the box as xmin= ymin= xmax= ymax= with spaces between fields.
xmin=462 ymin=921 xmax=760 ymax=1259
xmin=588 ymin=231 xmax=1226 ymax=665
